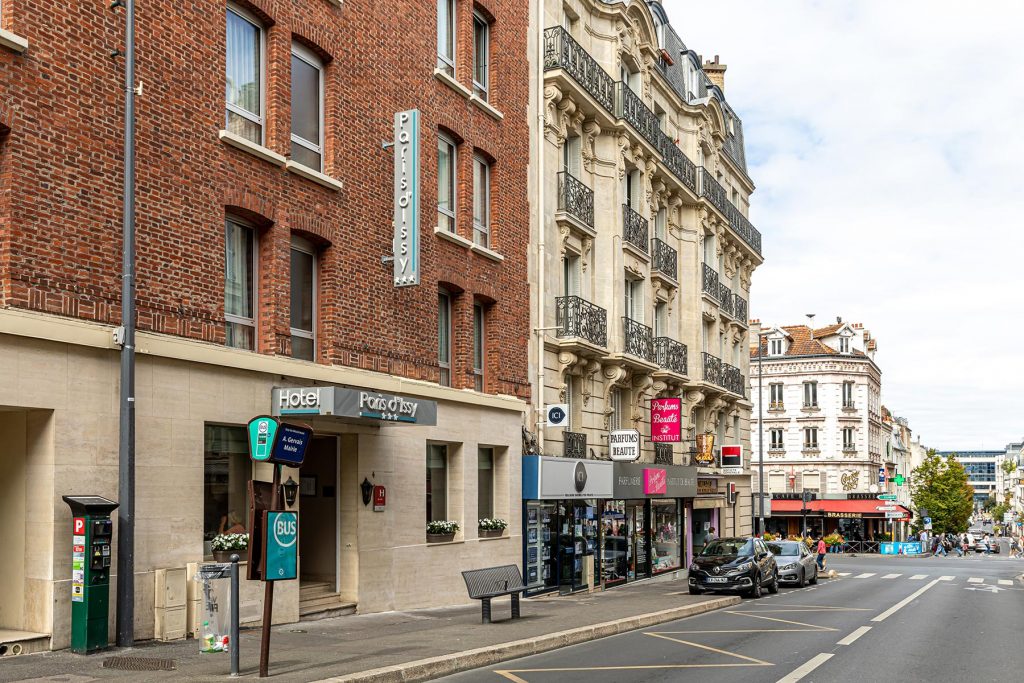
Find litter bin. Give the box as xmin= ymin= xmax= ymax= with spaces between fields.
xmin=194 ymin=563 xmax=233 ymax=653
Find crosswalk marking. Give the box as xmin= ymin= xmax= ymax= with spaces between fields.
xmin=909 ymin=574 xmax=927 ymax=580
xmin=998 ymin=579 xmax=1013 ymax=586
xmin=939 ymin=576 xmax=954 ymax=581
xmin=882 ymin=573 xmax=902 ymax=579
xmin=854 ymin=573 xmax=876 ymax=579
xmin=967 ymin=577 xmax=983 ymax=583
xmin=837 ymin=572 xmax=851 ymax=577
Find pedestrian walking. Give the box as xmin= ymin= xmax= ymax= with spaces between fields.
xmin=982 ymin=533 xmax=992 ymax=555
xmin=933 ymin=534 xmax=948 ymax=557
xmin=960 ymin=533 xmax=969 ymax=558
xmin=816 ymin=536 xmax=827 ymax=571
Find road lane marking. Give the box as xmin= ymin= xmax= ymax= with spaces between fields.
xmin=939 ymin=576 xmax=954 ymax=581
xmin=776 ymin=653 xmax=834 ymax=683
xmin=854 ymin=572 xmax=876 ymax=578
xmin=967 ymin=577 xmax=983 ymax=583
xmin=872 ymin=578 xmax=941 ymax=622
xmin=494 ymin=662 xmax=769 ymax=678
xmin=882 ymin=573 xmax=902 ymax=579
xmin=998 ymin=579 xmax=1013 ymax=586
xmin=494 ymin=672 xmax=529 ymax=683
xmin=723 ymin=611 xmax=839 ymax=631
xmin=644 ymin=633 xmax=773 ymax=665
xmin=837 ymin=572 xmax=851 ymax=576
xmin=837 ymin=626 xmax=872 ymax=645
xmin=909 ymin=574 xmax=927 ymax=580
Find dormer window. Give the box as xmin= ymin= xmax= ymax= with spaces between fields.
xmin=839 ymin=337 xmax=850 ymax=354
xmin=769 ymin=338 xmax=783 ymax=356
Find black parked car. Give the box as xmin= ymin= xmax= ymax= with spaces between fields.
xmin=767 ymin=540 xmax=818 ymax=586
xmin=688 ymin=537 xmax=778 ymax=598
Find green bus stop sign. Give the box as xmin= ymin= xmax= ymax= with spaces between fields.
xmin=264 ymin=511 xmax=298 ymax=581
xmin=248 ymin=416 xmax=279 ymax=461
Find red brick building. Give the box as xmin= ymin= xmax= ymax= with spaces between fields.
xmin=0 ymin=0 xmax=528 ymax=647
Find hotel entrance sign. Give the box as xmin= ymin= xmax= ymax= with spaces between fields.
xmin=393 ymin=110 xmax=421 ymax=287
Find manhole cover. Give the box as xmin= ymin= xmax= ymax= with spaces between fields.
xmin=102 ymin=656 xmax=177 ymax=671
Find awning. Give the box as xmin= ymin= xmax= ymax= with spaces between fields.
xmin=768 ymin=499 xmax=910 ymax=518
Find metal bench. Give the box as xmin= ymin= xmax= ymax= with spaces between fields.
xmin=461 ymin=565 xmax=526 ymax=624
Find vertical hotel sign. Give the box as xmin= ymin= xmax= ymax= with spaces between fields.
xmin=393 ymin=110 xmax=420 ymax=286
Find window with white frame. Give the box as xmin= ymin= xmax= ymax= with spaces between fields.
xmin=436 ymin=0 xmax=455 ymax=76
xmin=769 ymin=383 xmax=784 ymax=407
xmin=225 ymin=5 xmax=264 ymax=144
xmin=842 ymin=427 xmax=855 ymax=450
xmin=842 ymin=381 xmax=854 ymax=408
xmin=472 ymin=303 xmax=485 ymax=392
xmin=609 ymin=388 xmax=623 ymax=431
xmin=289 ymin=236 xmax=316 ymax=361
xmin=769 ymin=428 xmax=784 ymax=450
xmin=654 ymin=301 xmax=667 ymax=337
xmin=655 ymin=207 xmax=667 ymax=241
xmin=438 ymin=290 xmax=452 ymax=386
xmin=624 ymin=276 xmax=643 ymax=323
xmin=839 ymin=336 xmax=850 ymax=353
xmin=426 ymin=444 xmax=448 ymax=523
xmin=472 ymin=13 xmax=489 ymax=100
xmin=224 ymin=217 xmax=256 ymax=350
xmin=437 ymin=133 xmax=457 ymax=232
xmin=803 ymin=381 xmax=818 ymax=408
xmin=290 ymin=43 xmax=324 ymax=172
xmin=768 ymin=472 xmax=786 ymax=493
xmin=473 ymin=155 xmax=490 ymax=247
xmin=803 ymin=471 xmax=820 ymax=492
xmin=803 ymin=427 xmax=819 ymax=449
xmin=563 ymin=253 xmax=581 ymax=296
xmin=769 ymin=338 xmax=783 ymax=355
xmin=477 ymin=447 xmax=494 ymax=519
xmin=563 ymin=134 xmax=581 ymax=177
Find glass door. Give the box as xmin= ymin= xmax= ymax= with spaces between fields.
xmin=630 ymin=501 xmax=651 ymax=580
xmin=601 ymin=500 xmax=629 ymax=587
xmin=524 ymin=501 xmax=558 ymax=593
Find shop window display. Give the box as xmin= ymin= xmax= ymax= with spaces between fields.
xmin=652 ymin=500 xmax=682 ymax=573
xmin=525 ymin=502 xmax=557 ymax=590
xmin=601 ymin=501 xmax=630 ymax=586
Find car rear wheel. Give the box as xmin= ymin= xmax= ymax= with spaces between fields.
xmin=768 ymin=571 xmax=779 ymax=594
xmin=809 ymin=567 xmax=818 ymax=584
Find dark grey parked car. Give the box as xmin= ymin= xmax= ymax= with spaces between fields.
xmin=688 ymin=537 xmax=779 ymax=598
xmin=767 ymin=540 xmax=818 ymax=587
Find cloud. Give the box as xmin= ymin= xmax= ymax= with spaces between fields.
xmin=662 ymin=0 xmax=1024 ymax=448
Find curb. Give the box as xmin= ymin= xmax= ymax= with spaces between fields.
xmin=315 ymin=595 xmax=741 ymax=683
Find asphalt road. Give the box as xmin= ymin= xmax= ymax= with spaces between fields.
xmin=437 ymin=553 xmax=1024 ymax=683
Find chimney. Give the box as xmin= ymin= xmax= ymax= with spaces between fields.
xmin=836 ymin=316 xmax=842 ymax=324
xmin=703 ymin=55 xmax=727 ymax=92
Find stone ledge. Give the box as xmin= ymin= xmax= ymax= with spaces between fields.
xmin=218 ymin=130 xmax=286 ymax=167
xmin=0 ymin=28 xmax=28 ymax=53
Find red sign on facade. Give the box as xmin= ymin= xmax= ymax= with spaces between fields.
xmin=372 ymin=485 xmax=386 ymax=512
xmin=643 ymin=468 xmax=668 ymax=495
xmin=721 ymin=445 xmax=743 ymax=469
xmin=73 ymin=517 xmax=85 ymax=535
xmin=650 ymin=398 xmax=682 ymax=443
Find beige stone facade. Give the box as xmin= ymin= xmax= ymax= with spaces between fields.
xmin=0 ymin=309 xmax=523 ymax=649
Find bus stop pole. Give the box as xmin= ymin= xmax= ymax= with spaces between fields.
xmin=230 ymin=554 xmax=240 ymax=676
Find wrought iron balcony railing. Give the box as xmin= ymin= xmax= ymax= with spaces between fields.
xmin=657 ymin=134 xmax=697 ymax=194
xmin=557 ymin=171 xmax=594 ymax=229
xmin=564 ymin=431 xmax=587 ymax=458
xmin=654 ymin=336 xmax=687 ymax=375
xmin=655 ymin=442 xmax=673 ymax=465
xmin=734 ymin=293 xmax=748 ymax=323
xmin=542 ymin=27 xmax=615 ymax=113
xmin=615 ymin=82 xmax=662 ymax=151
xmin=728 ymin=206 xmax=762 ymax=256
xmin=702 ymin=352 xmax=721 ymax=386
xmin=623 ymin=317 xmax=654 ymax=362
xmin=650 ymin=237 xmax=677 ymax=281
xmin=702 ymin=263 xmax=719 ymax=298
xmin=718 ymin=282 xmax=734 ymax=316
xmin=698 ymin=167 xmax=730 ymax=217
xmin=622 ymin=204 xmax=648 ymax=253
xmin=722 ymin=362 xmax=743 ymax=396
xmin=555 ymin=296 xmax=608 ymax=347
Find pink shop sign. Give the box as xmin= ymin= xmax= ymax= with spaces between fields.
xmin=650 ymin=398 xmax=682 ymax=443
xmin=643 ymin=468 xmax=668 ymax=495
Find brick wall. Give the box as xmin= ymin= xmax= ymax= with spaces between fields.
xmin=0 ymin=0 xmax=530 ymax=399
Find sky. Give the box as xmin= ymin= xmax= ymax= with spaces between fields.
xmin=661 ymin=0 xmax=1024 ymax=450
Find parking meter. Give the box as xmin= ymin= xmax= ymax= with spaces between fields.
xmin=62 ymin=495 xmax=119 ymax=654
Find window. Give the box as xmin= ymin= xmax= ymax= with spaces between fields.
xmin=225 ymin=5 xmax=264 ymax=143
xmin=609 ymin=388 xmax=623 ymax=431
xmin=769 ymin=383 xmax=784 ymax=408
xmin=566 ymin=376 xmax=576 ymax=429
xmin=563 ymin=253 xmax=580 ymax=296
xmin=843 ymin=427 xmax=855 ymax=451
xmin=204 ymin=425 xmax=251 ymax=553
xmin=224 ymin=218 xmax=256 ymax=350
xmin=769 ymin=338 xmax=783 ymax=355
xmin=803 ymin=381 xmax=818 ymax=408
xmin=437 ymin=134 xmax=457 ymax=232
xmin=290 ymin=237 xmax=316 ymax=361
xmin=842 ymin=382 xmax=854 ymax=408
xmin=624 ymin=277 xmax=643 ymax=322
xmin=472 ymin=13 xmax=489 ymax=100
xmin=839 ymin=336 xmax=850 ymax=353
xmin=477 ymin=447 xmax=494 ymax=519
xmin=563 ymin=134 xmax=581 ymax=177
xmin=625 ymin=169 xmax=641 ymax=209
xmin=803 ymin=472 xmax=820 ymax=492
xmin=769 ymin=428 xmax=784 ymax=450
xmin=436 ymin=0 xmax=455 ymax=75
xmin=426 ymin=444 xmax=448 ymax=523
xmin=473 ymin=155 xmax=490 ymax=247
xmin=655 ymin=207 xmax=667 ymax=241
xmin=804 ymin=427 xmax=819 ymax=450
xmin=473 ymin=303 xmax=485 ymax=392
xmin=290 ymin=43 xmax=324 ymax=172
xmin=768 ymin=472 xmax=786 ymax=493
xmin=654 ymin=302 xmax=667 ymax=337
xmin=438 ymin=291 xmax=452 ymax=386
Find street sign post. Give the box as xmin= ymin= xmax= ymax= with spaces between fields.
xmin=885 ymin=511 xmax=904 ymax=519
xmin=879 ymin=494 xmax=897 ymax=500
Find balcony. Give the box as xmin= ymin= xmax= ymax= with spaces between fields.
xmin=555 ymin=296 xmax=607 ymax=348
xmin=564 ymin=431 xmax=587 ymax=459
xmin=622 ymin=205 xmax=648 ymax=254
xmin=734 ymin=293 xmax=748 ymax=323
xmin=653 ymin=337 xmax=688 ymax=376
xmin=655 ymin=443 xmax=673 ymax=465
xmin=658 ymin=136 xmax=697 ymax=194
xmin=698 ymin=167 xmax=730 ymax=217
xmin=651 ymin=238 xmax=677 ymax=282
xmin=702 ymin=263 xmax=719 ymax=299
xmin=702 ymin=352 xmax=721 ymax=386
xmin=721 ymin=363 xmax=744 ymax=397
xmin=615 ymin=82 xmax=662 ymax=151
xmin=542 ymin=27 xmax=615 ymax=113
xmin=557 ymin=171 xmax=594 ymax=231
xmin=718 ymin=282 xmax=734 ymax=317
xmin=622 ymin=317 xmax=654 ymax=362
xmin=728 ymin=206 xmax=762 ymax=256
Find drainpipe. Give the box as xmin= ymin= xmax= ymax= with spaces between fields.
xmin=535 ymin=0 xmax=546 ymax=451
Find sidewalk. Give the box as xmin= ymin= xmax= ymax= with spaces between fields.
xmin=0 ymin=577 xmax=738 ymax=683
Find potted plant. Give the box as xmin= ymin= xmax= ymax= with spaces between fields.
xmin=211 ymin=533 xmax=249 ymax=562
xmin=426 ymin=520 xmax=460 ymax=543
xmin=478 ymin=518 xmax=508 ymax=538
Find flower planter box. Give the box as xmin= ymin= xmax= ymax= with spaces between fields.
xmin=478 ymin=528 xmax=504 ymax=538
xmin=213 ymin=549 xmax=242 ymax=563
xmin=427 ymin=533 xmax=456 ymax=543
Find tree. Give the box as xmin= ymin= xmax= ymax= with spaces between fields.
xmin=910 ymin=450 xmax=974 ymax=533
xmin=1002 ymin=459 xmax=1017 ymax=475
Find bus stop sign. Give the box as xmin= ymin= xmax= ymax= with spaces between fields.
xmin=263 ymin=511 xmax=298 ymax=581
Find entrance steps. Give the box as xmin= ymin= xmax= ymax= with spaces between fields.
xmin=0 ymin=630 xmax=51 ymax=657
xmin=300 ymin=581 xmax=356 ymax=620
